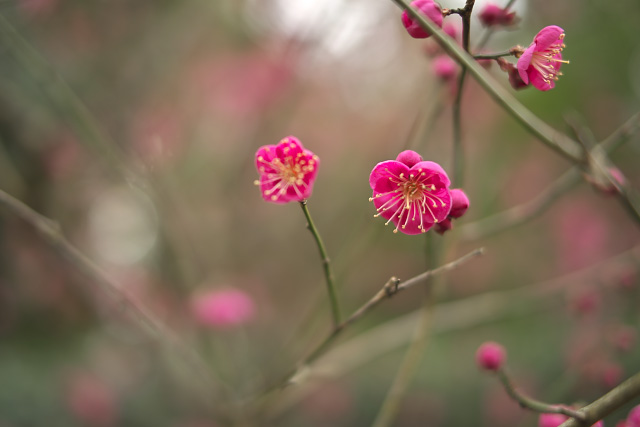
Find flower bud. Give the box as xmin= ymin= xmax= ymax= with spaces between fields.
xmin=476 ymin=341 xmax=506 ymax=371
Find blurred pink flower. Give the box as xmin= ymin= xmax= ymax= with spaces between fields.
xmin=191 ymin=288 xmax=255 ymax=329
xmin=478 ymin=3 xmax=517 ymax=27
xmin=255 ymin=136 xmax=320 ymax=203
xmin=611 ymin=325 xmax=636 ymax=352
xmin=517 ymin=26 xmax=568 ymax=91
xmin=369 ymin=150 xmax=451 ymax=234
xmin=432 ymin=55 xmax=458 ymax=81
xmin=66 ymin=373 xmax=117 ymax=427
xmin=401 ymin=0 xmax=443 ymax=39
xmin=628 ymin=404 xmax=640 ymax=427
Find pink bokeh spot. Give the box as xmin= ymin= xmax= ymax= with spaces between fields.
xmin=432 ymin=55 xmax=458 ymax=81
xmin=255 ymin=136 xmax=320 ymax=204
xmin=191 ymin=288 xmax=255 ymax=329
xmin=369 ymin=150 xmax=451 ymax=235
xmin=539 ymin=413 xmax=568 ymax=427
xmin=475 ymin=341 xmax=506 ymax=371
xmin=401 ymin=0 xmax=444 ymax=39
xmin=66 ymin=373 xmax=117 ymax=427
xmin=478 ymin=3 xmax=517 ymax=27
xmin=628 ymin=405 xmax=640 ymax=427
xmin=518 ymin=26 xmax=568 ymax=91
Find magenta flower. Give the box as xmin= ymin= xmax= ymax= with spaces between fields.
xmin=628 ymin=405 xmax=640 ymax=427
xmin=517 ymin=25 xmax=569 ymax=91
xmin=369 ymin=150 xmax=451 ymax=235
xmin=539 ymin=412 xmax=603 ymax=427
xmin=401 ymin=0 xmax=443 ymax=39
xmin=475 ymin=341 xmax=506 ymax=371
xmin=255 ymin=136 xmax=319 ymax=203
xmin=432 ymin=55 xmax=457 ymax=81
xmin=191 ymin=288 xmax=255 ymax=329
xmin=435 ymin=188 xmax=469 ymax=234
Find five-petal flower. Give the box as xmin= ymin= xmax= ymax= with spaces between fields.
xmin=517 ymin=25 xmax=568 ymax=91
xmin=369 ymin=150 xmax=452 ymax=235
xmin=255 ymin=136 xmax=319 ymax=203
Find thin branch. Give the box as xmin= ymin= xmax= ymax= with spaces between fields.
xmin=390 ymin=0 xmax=584 ymax=164
xmin=559 ymin=371 xmax=640 ymax=427
xmin=0 ymin=188 xmax=219 ymax=404
xmin=473 ymin=50 xmax=515 ymax=60
xmin=278 ymin=247 xmax=484 ymax=386
xmin=300 ymin=201 xmax=342 ymax=327
xmin=497 ymin=369 xmax=586 ymax=421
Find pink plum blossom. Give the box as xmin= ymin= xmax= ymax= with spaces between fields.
xmin=517 ymin=26 xmax=569 ymax=91
xmin=478 ymin=3 xmax=517 ymax=27
xmin=475 ymin=341 xmax=506 ymax=371
xmin=401 ymin=0 xmax=444 ymax=39
xmin=369 ymin=150 xmax=451 ymax=235
xmin=255 ymin=136 xmax=319 ymax=203
xmin=191 ymin=288 xmax=255 ymax=329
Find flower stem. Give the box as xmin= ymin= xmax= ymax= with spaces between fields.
xmin=473 ymin=50 xmax=514 ymax=59
xmin=496 ymin=369 xmax=586 ymax=421
xmin=299 ymin=200 xmax=342 ymax=327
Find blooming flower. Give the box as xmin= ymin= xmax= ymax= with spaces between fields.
xmin=517 ymin=25 xmax=569 ymax=91
xmin=475 ymin=341 xmax=506 ymax=371
xmin=191 ymin=288 xmax=255 ymax=329
xmin=255 ymin=136 xmax=319 ymax=203
xmin=369 ymin=150 xmax=451 ymax=234
xmin=401 ymin=0 xmax=443 ymax=39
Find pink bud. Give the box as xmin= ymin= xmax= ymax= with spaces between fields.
xmin=191 ymin=288 xmax=255 ymax=329
xmin=434 ymin=218 xmax=452 ymax=235
xmin=401 ymin=0 xmax=443 ymax=39
xmin=449 ymin=189 xmax=470 ymax=218
xmin=475 ymin=341 xmax=506 ymax=371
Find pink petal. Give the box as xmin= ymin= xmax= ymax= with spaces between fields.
xmin=517 ymin=43 xmax=535 ymax=84
xmin=369 ymin=160 xmax=408 ymax=190
xmin=534 ymin=25 xmax=564 ymax=51
xmin=395 ymin=150 xmax=423 ymax=167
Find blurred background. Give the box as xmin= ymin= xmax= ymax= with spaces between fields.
xmin=0 ymin=0 xmax=639 ymax=425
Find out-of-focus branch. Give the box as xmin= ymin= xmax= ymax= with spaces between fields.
xmin=459 ymin=111 xmax=640 ymax=240
xmin=459 ymin=168 xmax=580 ymax=241
xmin=559 ymin=371 xmax=640 ymax=427
xmin=0 ymin=188 xmax=219 ymax=405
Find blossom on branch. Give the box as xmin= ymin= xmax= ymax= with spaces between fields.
xmin=475 ymin=341 xmax=506 ymax=371
xmin=401 ymin=0 xmax=443 ymax=39
xmin=255 ymin=136 xmax=319 ymax=203
xmin=478 ymin=3 xmax=517 ymax=27
xmin=369 ymin=150 xmax=452 ymax=235
xmin=517 ymin=25 xmax=569 ymax=91
xmin=435 ymin=188 xmax=469 ymax=234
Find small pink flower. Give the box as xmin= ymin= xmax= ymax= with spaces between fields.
xmin=191 ymin=288 xmax=255 ymax=329
xmin=401 ymin=0 xmax=444 ymax=39
xmin=478 ymin=3 xmax=517 ymax=27
xmin=255 ymin=136 xmax=319 ymax=203
xmin=432 ymin=55 xmax=458 ymax=81
xmin=517 ymin=25 xmax=569 ymax=91
xmin=369 ymin=150 xmax=451 ymax=235
xmin=475 ymin=341 xmax=506 ymax=371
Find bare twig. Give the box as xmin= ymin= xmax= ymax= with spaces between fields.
xmin=0 ymin=188 xmax=219 ymax=404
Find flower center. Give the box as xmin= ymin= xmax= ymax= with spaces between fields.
xmin=370 ymin=168 xmax=447 ymax=233
xmin=255 ymin=145 xmax=317 ymax=201
xmin=531 ymin=33 xmax=569 ymax=84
